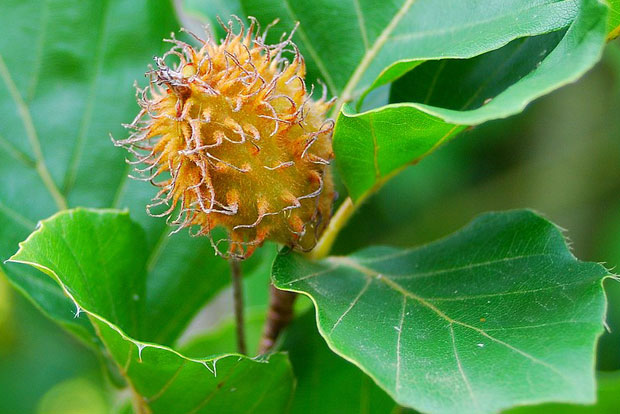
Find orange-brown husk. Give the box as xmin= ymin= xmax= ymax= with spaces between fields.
xmin=113 ymin=18 xmax=335 ymax=259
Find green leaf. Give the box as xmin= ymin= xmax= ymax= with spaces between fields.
xmin=7 ymin=209 xmax=294 ymax=413
xmin=608 ymin=0 xmax=620 ymax=39
xmin=0 ymin=0 xmax=233 ymax=347
xmin=333 ymin=106 xmax=464 ymax=201
xmin=272 ymin=210 xmax=612 ymax=414
xmin=334 ymin=0 xmax=608 ymax=201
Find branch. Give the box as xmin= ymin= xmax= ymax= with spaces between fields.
xmin=259 ymin=285 xmax=297 ymax=353
xmin=230 ymin=258 xmax=247 ymax=354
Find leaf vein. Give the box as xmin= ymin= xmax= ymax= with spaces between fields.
xmin=352 ymin=0 xmax=369 ymax=50
xmin=484 ymin=320 xmax=584 ymax=332
xmin=336 ymin=0 xmax=417 ymax=109
xmin=185 ymin=359 xmax=244 ymax=414
xmin=147 ymin=360 xmax=187 ymax=403
xmin=329 ymin=277 xmax=373 ymax=334
xmin=324 ymin=257 xmax=577 ymax=387
xmin=0 ymin=201 xmax=36 ymax=229
xmin=368 ymin=113 xmax=381 ymax=179
xmin=63 ymin=0 xmax=111 ymax=196
xmin=331 ymin=253 xmax=562 ymax=281
xmin=0 ymin=53 xmax=67 ymax=210
xmin=26 ymin=0 xmax=50 ymax=102
xmin=281 ymin=266 xmax=339 ymax=285
xmin=395 ymin=295 xmax=406 ymax=394
xmin=0 ymin=132 xmax=36 ymax=168
xmin=425 ymin=280 xmax=586 ymax=302
xmin=449 ymin=323 xmax=479 ymax=411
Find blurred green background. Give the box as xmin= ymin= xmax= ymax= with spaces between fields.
xmin=1 ymin=25 xmax=619 ymax=414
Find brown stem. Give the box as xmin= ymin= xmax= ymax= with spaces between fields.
xmin=230 ymin=258 xmax=247 ymax=355
xmin=259 ymin=285 xmax=297 ymax=353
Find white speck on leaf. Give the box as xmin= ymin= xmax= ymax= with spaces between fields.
xmin=137 ymin=343 xmax=146 ymax=362
xmin=201 ymin=360 xmax=215 ymax=375
xmin=73 ymin=303 xmax=82 ymax=318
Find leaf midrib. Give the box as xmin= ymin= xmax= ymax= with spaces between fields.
xmin=324 ymin=252 xmax=559 ymax=283
xmin=26 ymin=0 xmax=50 ymax=102
xmin=352 ymin=0 xmax=369 ymax=51
xmin=334 ymin=0 xmax=417 ymax=112
xmin=63 ymin=0 xmax=111 ymax=196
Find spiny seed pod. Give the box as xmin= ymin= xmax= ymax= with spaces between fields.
xmin=113 ymin=17 xmax=336 ymax=259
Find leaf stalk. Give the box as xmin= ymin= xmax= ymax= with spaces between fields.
xmin=230 ymin=258 xmax=247 ymax=355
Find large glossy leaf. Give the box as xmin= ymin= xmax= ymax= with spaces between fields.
xmin=7 ymin=209 xmax=294 ymax=413
xmin=0 ymin=0 xmax=235 ymax=347
xmin=333 ymin=0 xmax=608 ymax=201
xmin=272 ymin=210 xmax=612 ymax=414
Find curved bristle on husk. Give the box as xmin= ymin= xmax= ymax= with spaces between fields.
xmin=113 ymin=17 xmax=336 ymax=259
